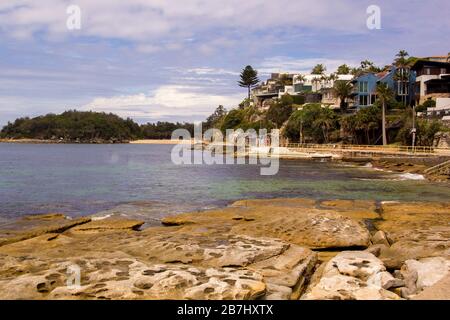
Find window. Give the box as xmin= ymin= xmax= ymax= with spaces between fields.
xmin=359 ymin=95 xmax=368 ymax=106
xmin=425 ymin=68 xmax=431 ymax=75
xmin=441 ymin=68 xmax=447 ymax=74
xmin=398 ymin=82 xmax=409 ymax=95
xmin=359 ymin=81 xmax=368 ymax=93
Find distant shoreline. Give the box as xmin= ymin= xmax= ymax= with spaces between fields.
xmin=130 ymin=139 xmax=193 ymax=145
xmin=0 ymin=138 xmax=192 ymax=145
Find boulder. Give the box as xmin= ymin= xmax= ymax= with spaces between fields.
xmin=365 ymin=244 xmax=389 ymax=257
xmin=412 ymin=274 xmax=450 ymax=300
xmin=401 ymin=257 xmax=450 ymax=295
xmin=371 ymin=231 xmax=390 ymax=246
xmin=302 ymin=251 xmax=401 ymax=300
xmin=375 ymin=202 xmax=450 ymax=268
xmin=248 ymin=245 xmax=317 ymax=300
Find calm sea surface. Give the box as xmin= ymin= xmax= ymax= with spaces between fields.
xmin=1 ymin=143 xmax=450 ymax=224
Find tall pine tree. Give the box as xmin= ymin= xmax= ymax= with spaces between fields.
xmin=238 ymin=65 xmax=259 ymax=99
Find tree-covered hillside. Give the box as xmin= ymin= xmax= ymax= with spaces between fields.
xmin=0 ymin=110 xmax=194 ymax=142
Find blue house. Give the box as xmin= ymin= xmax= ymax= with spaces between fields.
xmin=352 ymin=66 xmax=416 ymax=109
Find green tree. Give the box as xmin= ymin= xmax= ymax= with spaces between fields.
xmin=352 ymin=60 xmax=382 ymax=76
xmin=333 ymin=80 xmax=353 ymax=112
xmin=277 ymin=74 xmax=293 ymax=86
xmin=416 ymin=99 xmax=436 ymax=113
xmin=376 ymin=83 xmax=394 ymax=145
xmin=266 ymin=94 xmax=294 ymax=128
xmin=393 ymin=50 xmax=411 ymax=107
xmin=311 ymin=64 xmax=326 ymax=75
xmin=285 ymin=104 xmax=338 ymax=143
xmin=296 ymin=74 xmax=306 ymax=83
xmin=238 ymin=65 xmax=260 ymax=99
xmin=394 ymin=50 xmax=409 ymax=66
xmin=336 ymin=64 xmax=351 ymax=75
xmin=204 ymin=105 xmax=227 ymax=129
xmin=313 ymin=107 xmax=337 ymax=143
xmin=220 ymin=109 xmax=244 ymax=131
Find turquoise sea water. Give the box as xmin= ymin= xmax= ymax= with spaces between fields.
xmin=1 ymin=143 xmax=449 ymax=223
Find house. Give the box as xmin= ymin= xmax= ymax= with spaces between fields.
xmin=252 ymin=72 xmax=355 ymax=108
xmin=252 ymin=73 xmax=295 ymax=108
xmin=292 ymin=74 xmax=353 ymax=93
xmin=318 ymin=75 xmax=354 ymax=109
xmin=351 ymin=66 xmax=416 ymax=109
xmin=421 ymin=54 xmax=450 ymax=63
xmin=351 ymin=72 xmax=380 ymax=108
xmin=411 ymin=60 xmax=450 ymax=105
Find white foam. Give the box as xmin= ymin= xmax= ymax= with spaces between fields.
xmin=396 ymin=173 xmax=426 ymax=181
xmin=91 ymin=214 xmax=112 ymax=221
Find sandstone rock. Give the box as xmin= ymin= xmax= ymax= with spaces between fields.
xmin=378 ymin=237 xmax=450 ymax=269
xmin=301 ymin=251 xmax=401 ymax=300
xmin=319 ymin=200 xmax=379 ymax=220
xmin=230 ymin=210 xmax=370 ymax=250
xmin=0 ymin=258 xmax=267 ymax=300
xmin=367 ymin=271 xmax=404 ymax=289
xmin=372 ymin=231 xmax=390 ymax=246
xmin=231 ymin=198 xmax=317 ymax=209
xmin=302 ymin=274 xmax=401 ymax=300
xmin=412 ymin=274 xmax=450 ymax=300
xmin=375 ymin=202 xmax=450 ymax=268
xmin=248 ymin=245 xmax=317 ymax=299
xmin=0 ymin=225 xmax=316 ymax=300
xmin=402 ymin=257 xmax=450 ymax=292
xmin=71 ymin=217 xmax=145 ymax=232
xmin=163 ymin=199 xmax=372 ymax=250
xmin=0 ymin=214 xmax=91 ymax=247
xmin=365 ymin=244 xmax=389 ymax=257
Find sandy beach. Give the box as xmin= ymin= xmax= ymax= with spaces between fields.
xmin=130 ymin=139 xmax=194 ymax=145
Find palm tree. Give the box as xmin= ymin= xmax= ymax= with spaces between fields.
xmin=238 ymin=65 xmax=260 ymax=99
xmin=336 ymin=64 xmax=351 ymax=75
xmin=312 ymin=77 xmax=321 ymax=92
xmin=376 ymin=83 xmax=394 ymax=145
xmin=328 ymin=73 xmax=338 ymax=82
xmin=333 ymin=80 xmax=352 ymax=112
xmin=296 ymin=74 xmax=306 ymax=83
xmin=395 ymin=50 xmax=409 ymax=64
xmin=311 ymin=64 xmax=326 ymax=75
xmin=394 ymin=50 xmax=410 ymax=107
xmin=313 ymin=108 xmax=335 ymax=143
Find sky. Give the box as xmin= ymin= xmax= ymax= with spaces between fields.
xmin=0 ymin=0 xmax=449 ymax=126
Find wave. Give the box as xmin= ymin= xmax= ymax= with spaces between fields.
xmin=395 ymin=173 xmax=426 ymax=181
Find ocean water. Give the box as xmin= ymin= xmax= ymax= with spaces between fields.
xmin=1 ymin=143 xmax=449 ymax=224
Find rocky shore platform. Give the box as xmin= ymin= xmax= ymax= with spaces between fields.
xmin=0 ymin=198 xmax=449 ymax=300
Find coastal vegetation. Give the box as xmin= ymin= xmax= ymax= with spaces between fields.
xmin=0 ymin=110 xmax=194 ymax=142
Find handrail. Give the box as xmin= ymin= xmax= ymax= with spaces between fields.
xmin=283 ymin=143 xmax=435 ymax=154
xmin=424 ymin=159 xmax=450 ymax=174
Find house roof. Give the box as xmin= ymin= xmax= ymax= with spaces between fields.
xmin=411 ymin=59 xmax=450 ymax=70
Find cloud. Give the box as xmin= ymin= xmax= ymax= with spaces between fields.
xmin=0 ymin=1 xmax=369 ymax=43
xmin=1 ymin=0 xmax=450 ymax=126
xmin=82 ymin=85 xmax=243 ymax=122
